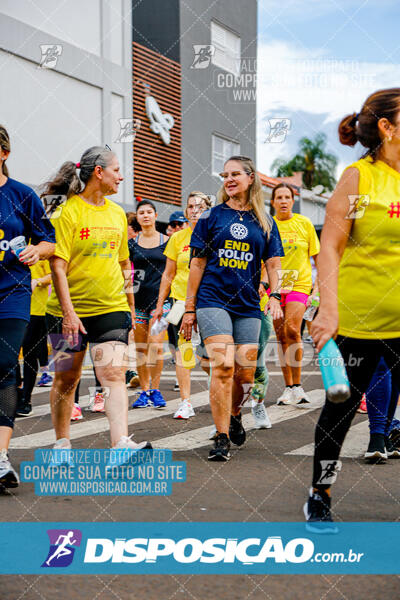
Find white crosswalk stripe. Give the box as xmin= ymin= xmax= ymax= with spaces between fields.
xmin=286 ymin=419 xmax=369 ymax=458
xmin=10 ymin=389 xmax=325 ymax=450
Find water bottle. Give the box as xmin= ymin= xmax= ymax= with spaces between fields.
xmin=191 ymin=328 xmax=201 ymax=347
xmin=304 ymin=294 xmax=320 ymax=321
xmin=177 ymin=333 xmax=196 ymax=369
xmin=318 ymin=338 xmax=350 ymax=403
xmin=9 ymin=236 xmax=27 ymax=258
xmin=150 ymin=316 xmax=169 ymax=336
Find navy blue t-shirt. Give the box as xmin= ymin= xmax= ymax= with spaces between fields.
xmin=191 ymin=203 xmax=284 ymax=318
xmin=0 ymin=178 xmax=56 ymax=321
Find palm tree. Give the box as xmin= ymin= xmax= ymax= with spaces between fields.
xmin=272 ymin=133 xmax=338 ymax=192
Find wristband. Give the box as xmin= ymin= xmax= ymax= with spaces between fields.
xmin=269 ymin=292 xmax=281 ymax=301
xmin=185 ymin=311 xmax=196 ymax=314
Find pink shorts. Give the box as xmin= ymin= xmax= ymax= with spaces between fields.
xmin=281 ymin=291 xmax=308 ymax=307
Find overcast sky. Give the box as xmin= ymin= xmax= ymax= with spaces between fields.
xmin=257 ymin=0 xmax=400 ymax=181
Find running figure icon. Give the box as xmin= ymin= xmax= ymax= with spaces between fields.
xmin=46 ymin=531 xmax=77 ymax=566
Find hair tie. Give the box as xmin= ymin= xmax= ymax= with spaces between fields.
xmin=76 ymin=162 xmax=81 ymax=168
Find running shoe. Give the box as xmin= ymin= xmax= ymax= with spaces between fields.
xmin=276 ymin=386 xmax=293 ymax=405
xmin=15 ymin=400 xmax=32 ymax=417
xmin=303 ymin=488 xmax=338 ymax=534
xmin=150 ymin=389 xmax=166 ymax=409
xmin=208 ymin=433 xmax=231 ymax=461
xmin=385 ymin=436 xmax=400 ymax=459
xmin=229 ymin=412 xmax=246 ymax=446
xmin=50 ymin=438 xmax=73 ymax=467
xmin=0 ymin=449 xmax=19 ymax=489
xmin=128 ymin=372 xmax=140 ymax=388
xmin=303 ymin=335 xmax=313 ymax=344
xmin=37 ymin=372 xmax=53 ymax=387
xmin=106 ymin=435 xmax=153 ymax=471
xmin=89 ymin=392 xmax=106 ymax=413
xmin=71 ymin=403 xmax=83 ymax=421
xmin=173 ymin=399 xmax=195 ymax=419
xmin=389 ymin=426 xmax=400 ymax=449
xmin=132 ymin=390 xmax=151 ymax=409
xmin=208 ymin=425 xmax=217 ymax=440
xmin=364 ymin=434 xmax=387 ymax=463
xmin=173 ymin=379 xmax=180 ymax=392
xmin=357 ymin=394 xmax=367 ymax=414
xmin=251 ymin=400 xmax=272 ymax=429
xmin=292 ymin=385 xmax=311 ymax=407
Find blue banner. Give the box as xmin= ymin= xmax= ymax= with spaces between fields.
xmin=0 ymin=522 xmax=398 ymax=574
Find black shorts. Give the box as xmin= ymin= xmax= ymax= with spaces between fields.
xmin=45 ymin=311 xmax=131 ymax=354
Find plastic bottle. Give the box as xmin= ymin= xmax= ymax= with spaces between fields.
xmin=178 ymin=333 xmax=196 ymax=369
xmin=9 ymin=236 xmax=26 ymax=258
xmin=318 ymin=338 xmax=350 ymax=403
xmin=150 ymin=317 xmax=169 ymax=336
xmin=303 ymin=294 xmax=320 ymax=321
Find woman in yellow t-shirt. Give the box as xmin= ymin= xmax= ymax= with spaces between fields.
xmin=305 ymin=88 xmax=400 ymax=530
xmin=42 ymin=145 xmax=151 ymax=455
xmin=153 ymin=192 xmax=212 ymax=419
xmin=271 ymin=183 xmax=320 ymax=407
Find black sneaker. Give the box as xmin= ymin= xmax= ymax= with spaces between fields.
xmin=385 ymin=436 xmax=400 ymax=459
xmin=229 ymin=413 xmax=246 ymax=446
xmin=364 ymin=433 xmax=387 ymax=463
xmin=15 ymin=401 xmax=32 ymax=417
xmin=389 ymin=427 xmax=400 ymax=449
xmin=303 ymin=488 xmax=338 ymax=534
xmin=208 ymin=433 xmax=231 ymax=461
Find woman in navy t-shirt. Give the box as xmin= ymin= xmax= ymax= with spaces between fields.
xmin=0 ymin=125 xmax=55 ymax=489
xmin=181 ymin=155 xmax=284 ymax=461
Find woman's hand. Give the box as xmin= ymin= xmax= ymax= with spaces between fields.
xmin=265 ymin=297 xmax=283 ymax=320
xmin=130 ymin=309 xmax=136 ymax=331
xmin=31 ymin=278 xmax=39 ymax=291
xmin=151 ymin=305 xmax=164 ymax=324
xmin=62 ymin=310 xmax=87 ymax=347
xmin=180 ymin=312 xmax=197 ymax=341
xmin=17 ymin=244 xmax=40 ymax=266
xmin=310 ymin=310 xmax=338 ymax=352
xmin=306 ymin=291 xmax=319 ymax=308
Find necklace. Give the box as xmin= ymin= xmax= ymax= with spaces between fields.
xmin=227 ymin=200 xmax=250 ymax=221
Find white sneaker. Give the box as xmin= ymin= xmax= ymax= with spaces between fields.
xmin=292 ymin=385 xmax=311 ymax=408
xmin=173 ymin=379 xmax=180 ymax=391
xmin=0 ymin=448 xmax=19 ymax=489
xmin=251 ymin=400 xmax=272 ymax=429
xmin=208 ymin=425 xmax=217 ymax=440
xmin=114 ymin=435 xmax=152 ymax=451
xmin=50 ymin=438 xmax=73 ymax=466
xmin=276 ymin=386 xmax=294 ymax=405
xmin=107 ymin=435 xmax=152 ymax=470
xmin=173 ymin=399 xmax=195 ymax=419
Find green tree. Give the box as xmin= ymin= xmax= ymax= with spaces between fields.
xmin=272 ymin=133 xmax=338 ymax=191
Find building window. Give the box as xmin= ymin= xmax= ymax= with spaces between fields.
xmin=212 ymin=134 xmax=240 ymax=176
xmin=211 ymin=21 xmax=241 ymax=75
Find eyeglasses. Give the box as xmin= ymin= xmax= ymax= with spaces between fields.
xmin=219 ymin=170 xmax=251 ymax=180
xmin=170 ymin=221 xmax=183 ymax=228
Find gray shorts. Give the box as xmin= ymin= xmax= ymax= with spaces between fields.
xmin=196 ymin=307 xmax=261 ymax=345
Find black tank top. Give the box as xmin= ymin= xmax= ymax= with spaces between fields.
xmin=128 ymin=233 xmax=168 ymax=311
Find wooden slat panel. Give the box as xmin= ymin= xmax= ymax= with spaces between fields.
xmin=133 ymin=42 xmax=182 ymax=207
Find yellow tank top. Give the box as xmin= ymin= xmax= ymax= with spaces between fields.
xmin=338 ymin=157 xmax=400 ymax=339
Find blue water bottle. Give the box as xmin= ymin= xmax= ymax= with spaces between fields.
xmin=318 ymin=339 xmax=350 ymax=403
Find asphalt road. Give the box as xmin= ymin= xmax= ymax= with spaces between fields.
xmin=1 ymin=343 xmax=399 ymax=599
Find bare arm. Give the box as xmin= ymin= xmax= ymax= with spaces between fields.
xmin=265 ymin=256 xmax=284 ymax=320
xmin=18 ymin=241 xmax=55 ymax=266
xmin=50 ymin=256 xmax=87 ymax=345
xmin=120 ymin=258 xmax=135 ymax=329
xmin=152 ymin=258 xmax=177 ymax=321
xmin=311 ymin=167 xmax=358 ymax=350
xmin=180 ymin=257 xmax=207 ymax=340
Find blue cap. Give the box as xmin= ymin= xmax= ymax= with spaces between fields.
xmin=169 ymin=211 xmax=188 ymax=224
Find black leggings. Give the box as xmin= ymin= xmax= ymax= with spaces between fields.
xmin=22 ymin=315 xmax=48 ymax=404
xmin=0 ymin=318 xmax=28 ymax=427
xmin=313 ymin=335 xmax=400 ymax=487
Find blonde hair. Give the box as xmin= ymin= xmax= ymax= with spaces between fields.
xmin=217 ymin=155 xmax=272 ymax=235
xmin=185 ymin=191 xmax=213 ymax=218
